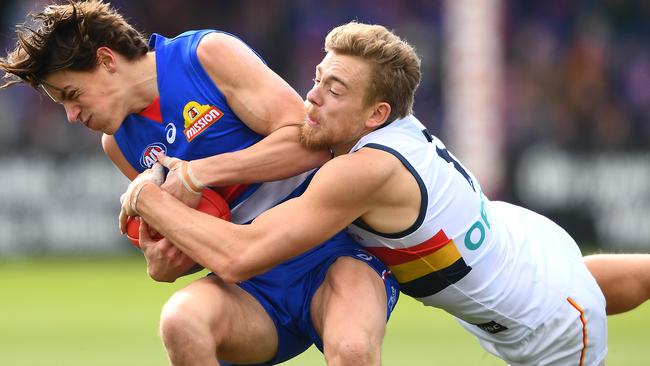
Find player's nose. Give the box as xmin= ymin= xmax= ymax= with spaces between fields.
xmin=63 ymin=103 xmax=81 ymax=124
xmin=306 ymin=85 xmax=322 ymax=106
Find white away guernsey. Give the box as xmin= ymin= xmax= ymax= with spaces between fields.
xmin=346 ymin=115 xmax=578 ymax=345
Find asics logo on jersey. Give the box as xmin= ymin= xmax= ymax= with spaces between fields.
xmin=182 ymin=101 xmax=224 ymax=142
xmin=140 ymin=143 xmax=167 ymax=168
xmin=165 ymin=123 xmax=177 ymax=144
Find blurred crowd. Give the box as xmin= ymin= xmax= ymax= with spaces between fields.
xmin=0 ymin=0 xmax=442 ymax=156
xmin=0 ymin=0 xmax=648 ymax=251
xmin=504 ymin=1 xmax=650 ymax=153
xmin=1 ymin=0 xmax=648 ymax=155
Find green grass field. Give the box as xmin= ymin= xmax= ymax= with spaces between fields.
xmin=1 ymin=256 xmax=648 ymax=365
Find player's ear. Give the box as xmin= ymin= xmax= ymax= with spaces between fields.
xmin=96 ymin=47 xmax=117 ymax=73
xmin=366 ymin=102 xmax=391 ymax=129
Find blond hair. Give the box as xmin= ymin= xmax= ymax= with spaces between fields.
xmin=325 ymin=22 xmax=421 ymax=123
xmin=0 ymin=0 xmax=148 ymax=89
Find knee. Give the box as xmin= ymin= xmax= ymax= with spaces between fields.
xmin=160 ymin=290 xmax=225 ymax=349
xmin=160 ymin=292 xmax=203 ymax=345
xmin=323 ymin=335 xmax=380 ymax=366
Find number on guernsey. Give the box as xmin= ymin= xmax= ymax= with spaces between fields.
xmin=421 ymin=129 xmax=475 ymax=191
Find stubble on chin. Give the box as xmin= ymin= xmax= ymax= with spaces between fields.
xmin=300 ymin=123 xmax=329 ymax=150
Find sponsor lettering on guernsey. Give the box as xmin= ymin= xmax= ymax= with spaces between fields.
xmin=182 ymin=101 xmax=224 ymax=142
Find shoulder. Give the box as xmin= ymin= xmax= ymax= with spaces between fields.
xmin=101 ymin=133 xmax=118 ymax=155
xmin=196 ymin=32 xmax=262 ymax=69
xmin=311 ymin=148 xmax=403 ymax=199
xmin=102 ymin=134 xmax=138 ymax=180
xmin=194 ymin=32 xmax=269 ymax=96
xmin=345 ymin=146 xmax=406 ymax=174
xmin=196 ymin=32 xmax=232 ymax=52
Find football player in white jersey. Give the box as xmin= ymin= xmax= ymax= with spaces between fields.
xmin=123 ymin=22 xmax=650 ymax=365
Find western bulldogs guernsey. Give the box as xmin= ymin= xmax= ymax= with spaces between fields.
xmin=114 ymin=30 xmax=315 ymax=224
xmin=346 ymin=115 xmax=604 ymax=349
xmin=112 ymin=30 xmax=400 ymax=365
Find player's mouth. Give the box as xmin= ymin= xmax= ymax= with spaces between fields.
xmin=82 ymin=115 xmax=92 ymax=128
xmin=306 ymin=114 xmax=320 ymax=127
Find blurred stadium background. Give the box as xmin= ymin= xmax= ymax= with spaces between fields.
xmin=1 ymin=0 xmax=649 ymax=365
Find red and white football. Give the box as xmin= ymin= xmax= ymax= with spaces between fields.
xmin=126 ymin=188 xmax=232 ymax=248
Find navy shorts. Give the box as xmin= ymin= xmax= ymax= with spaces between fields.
xmin=220 ymin=231 xmax=399 ymax=366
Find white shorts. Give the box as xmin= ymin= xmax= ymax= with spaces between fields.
xmin=474 ymin=262 xmax=608 ymax=366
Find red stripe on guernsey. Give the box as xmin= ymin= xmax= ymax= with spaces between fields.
xmin=138 ymin=97 xmax=163 ymax=123
xmin=365 ymin=230 xmax=452 ymax=266
xmin=212 ymin=184 xmax=250 ymax=204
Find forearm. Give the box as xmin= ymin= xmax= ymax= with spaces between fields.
xmin=135 ymin=184 xmax=275 ymax=282
xmin=192 ymin=125 xmax=330 ymax=186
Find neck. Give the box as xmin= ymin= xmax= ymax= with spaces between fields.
xmin=124 ymin=52 xmax=158 ymax=113
xmin=331 ymin=129 xmax=375 ymax=157
xmin=330 ymin=146 xmax=346 ymax=157
xmin=331 ymin=138 xmax=362 ymax=157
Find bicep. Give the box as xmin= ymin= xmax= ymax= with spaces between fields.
xmin=221 ymin=156 xmax=391 ymax=279
xmin=247 ymin=164 xmax=375 ymax=260
xmin=197 ymin=33 xmax=305 ymax=136
xmin=101 ymin=134 xmax=138 ymax=181
xmin=257 ymin=196 xmax=356 ymax=248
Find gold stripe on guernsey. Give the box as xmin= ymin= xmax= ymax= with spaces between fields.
xmin=567 ymin=297 xmax=587 ymax=366
xmin=389 ymin=242 xmax=461 ymax=283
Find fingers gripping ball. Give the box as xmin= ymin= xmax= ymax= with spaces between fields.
xmin=125 ymin=188 xmax=232 ymax=248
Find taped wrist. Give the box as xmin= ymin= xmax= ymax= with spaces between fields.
xmin=131 ymin=181 xmax=153 ymax=215
xmin=180 ymin=161 xmax=204 ymax=195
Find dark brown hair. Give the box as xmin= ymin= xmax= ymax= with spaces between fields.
xmin=0 ymin=0 xmax=149 ymax=89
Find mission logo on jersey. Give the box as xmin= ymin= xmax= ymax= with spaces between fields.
xmin=183 ymin=101 xmax=224 ymax=142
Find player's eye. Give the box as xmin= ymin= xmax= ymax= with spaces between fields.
xmin=329 ymin=88 xmax=340 ymax=96
xmin=312 ymin=78 xmax=320 ymax=85
xmin=67 ymin=90 xmax=79 ymax=100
